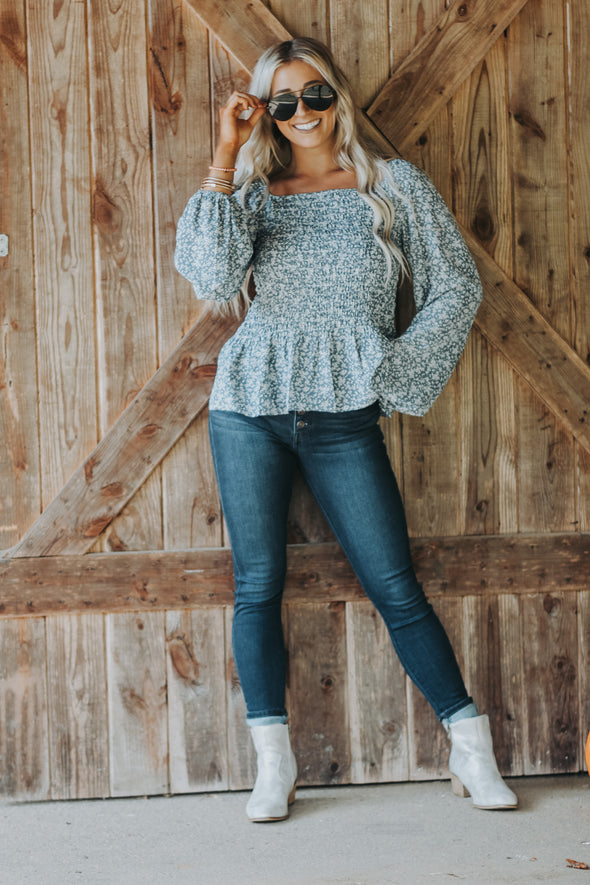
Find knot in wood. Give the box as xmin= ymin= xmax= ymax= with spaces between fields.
xmin=457 ymin=3 xmax=468 ymax=16
xmin=320 ymin=674 xmax=334 ymax=692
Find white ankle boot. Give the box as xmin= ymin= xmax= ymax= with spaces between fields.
xmin=448 ymin=714 xmax=518 ymax=809
xmin=246 ymin=723 xmax=297 ymax=822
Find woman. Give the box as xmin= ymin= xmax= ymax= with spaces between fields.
xmin=175 ymin=37 xmax=517 ymax=821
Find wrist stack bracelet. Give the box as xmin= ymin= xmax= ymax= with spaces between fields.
xmin=209 ymin=165 xmax=237 ymax=173
xmin=201 ymin=175 xmax=235 ymax=193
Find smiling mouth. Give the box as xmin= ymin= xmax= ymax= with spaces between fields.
xmin=293 ymin=119 xmax=321 ymax=131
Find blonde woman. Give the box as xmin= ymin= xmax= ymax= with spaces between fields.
xmin=175 ymin=37 xmax=517 ymax=821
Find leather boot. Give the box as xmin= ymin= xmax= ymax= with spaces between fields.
xmin=246 ymin=723 xmax=297 ymax=822
xmin=448 ymin=714 xmax=518 ymax=809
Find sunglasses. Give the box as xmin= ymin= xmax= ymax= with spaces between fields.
xmin=266 ymin=84 xmax=336 ymax=121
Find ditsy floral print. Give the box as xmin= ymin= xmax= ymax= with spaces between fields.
xmin=174 ymin=159 xmax=483 ymax=417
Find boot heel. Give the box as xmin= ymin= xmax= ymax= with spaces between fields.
xmin=288 ymin=786 xmax=296 ymax=805
xmin=451 ymin=774 xmax=469 ymax=798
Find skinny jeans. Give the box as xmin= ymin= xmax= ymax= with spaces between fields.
xmin=208 ymin=402 xmax=472 ymax=722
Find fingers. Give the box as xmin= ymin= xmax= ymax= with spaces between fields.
xmin=224 ymin=91 xmax=267 ymax=117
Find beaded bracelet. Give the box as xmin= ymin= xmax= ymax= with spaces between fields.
xmin=209 ymin=164 xmax=237 ymax=173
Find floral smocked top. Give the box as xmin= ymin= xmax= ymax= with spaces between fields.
xmin=174 ymin=159 xmax=483 ymax=417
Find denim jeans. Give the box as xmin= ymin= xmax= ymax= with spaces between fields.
xmin=208 ymin=403 xmax=472 ymax=722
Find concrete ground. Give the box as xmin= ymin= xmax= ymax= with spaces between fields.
xmin=1 ymin=774 xmax=588 ymax=885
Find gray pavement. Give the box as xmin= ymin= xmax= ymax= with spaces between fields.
xmin=1 ymin=774 xmax=588 ymax=885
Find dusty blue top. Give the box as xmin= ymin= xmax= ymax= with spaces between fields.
xmin=174 ymin=159 xmax=483 ymax=417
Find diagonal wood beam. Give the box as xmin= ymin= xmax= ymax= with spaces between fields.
xmin=367 ymin=0 xmax=531 ymax=154
xmin=7 ymin=311 xmax=239 ymax=559
xmin=183 ymin=0 xmax=290 ymax=73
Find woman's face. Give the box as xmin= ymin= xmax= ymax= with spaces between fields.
xmin=269 ymin=60 xmax=337 ymax=152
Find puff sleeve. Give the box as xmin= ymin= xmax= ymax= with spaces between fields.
xmin=174 ymin=189 xmax=258 ymax=302
xmin=371 ymin=161 xmax=483 ymax=416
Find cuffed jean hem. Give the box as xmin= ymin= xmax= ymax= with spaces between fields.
xmin=247 ymin=715 xmax=289 ymax=727
xmin=440 ymin=700 xmax=478 ymax=727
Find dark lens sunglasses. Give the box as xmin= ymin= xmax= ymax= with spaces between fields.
xmin=266 ymin=84 xmax=336 ymax=121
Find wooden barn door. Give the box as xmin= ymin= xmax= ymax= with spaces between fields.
xmin=0 ymin=0 xmax=589 ymax=801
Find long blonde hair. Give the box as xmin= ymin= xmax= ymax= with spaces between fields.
xmin=226 ymin=37 xmax=408 ymax=316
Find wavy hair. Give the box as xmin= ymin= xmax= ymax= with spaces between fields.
xmin=225 ymin=37 xmax=408 ymax=316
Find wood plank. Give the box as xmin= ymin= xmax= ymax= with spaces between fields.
xmin=508 ymin=0 xmax=575 ymax=535
xmin=151 ymin=1 xmax=223 ymax=551
xmin=166 ymin=609 xmax=228 ymax=792
xmin=106 ymin=611 xmax=168 ymax=796
xmin=570 ymin=0 xmax=590 ymax=533
xmin=45 ymin=614 xmax=109 ymax=799
xmin=516 ymin=386 xmax=576 ymax=533
xmin=462 ymin=595 xmax=524 ymax=776
xmin=331 ymin=0 xmax=390 ymax=109
xmin=27 ymin=0 xmax=97 ymax=507
xmin=452 ymin=39 xmax=517 ymax=534
xmin=522 ymin=592 xmax=579 ymax=774
xmin=368 ymin=0 xmax=531 ymax=153
xmin=578 ymin=591 xmax=590 ymax=771
xmin=9 ymin=311 xmax=238 ymax=558
xmin=3 ymin=533 xmax=590 ymax=618
xmin=286 ymin=602 xmax=350 ymax=786
xmin=184 ymin=0 xmax=290 ymax=74
xmin=407 ymin=597 xmax=463 ymax=779
xmin=0 ymin=0 xmax=41 ymax=551
xmin=264 ymin=0 xmax=328 ymax=43
xmin=403 ymin=106 xmax=460 ymax=539
xmin=0 ymin=617 xmax=49 ymax=800
xmin=88 ymin=0 xmax=160 ymax=552
xmin=346 ymin=600 xmax=408 ymax=783
xmin=224 ymin=607 xmax=257 ymax=790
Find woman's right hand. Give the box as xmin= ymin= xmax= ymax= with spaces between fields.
xmin=217 ymin=91 xmax=267 ymax=155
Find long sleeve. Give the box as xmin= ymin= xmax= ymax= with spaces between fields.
xmin=174 ymin=189 xmax=257 ymax=302
xmin=371 ymin=161 xmax=483 ymax=416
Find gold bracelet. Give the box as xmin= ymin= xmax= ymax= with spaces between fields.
xmin=202 ymin=175 xmax=235 ymax=187
xmin=209 ymin=164 xmax=237 ymax=173
xmin=201 ymin=176 xmax=235 ymax=193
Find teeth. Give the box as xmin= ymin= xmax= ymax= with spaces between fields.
xmin=294 ymin=119 xmax=321 ymax=131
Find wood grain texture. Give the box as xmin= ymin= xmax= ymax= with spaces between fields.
xmin=106 ymin=611 xmax=168 ymax=796
xmin=403 ymin=107 xmax=460 ymax=539
xmin=522 ymin=592 xmax=579 ymax=774
xmin=368 ymin=0 xmax=531 ymax=153
xmin=508 ymin=0 xmax=575 ymax=535
xmin=0 ymin=617 xmax=49 ymax=800
xmin=407 ymin=597 xmax=463 ymax=779
xmin=166 ymin=609 xmax=228 ymax=792
xmin=346 ymin=600 xmax=409 ymax=783
xmin=3 ymin=534 xmax=590 ymax=618
xmin=452 ymin=39 xmax=517 ymax=534
xmin=88 ymin=0 xmax=160 ymax=552
xmin=265 ymin=0 xmax=328 ymax=43
xmin=462 ymin=595 xmax=523 ymax=775
xmin=184 ymin=0 xmax=290 ymax=73
xmin=286 ymin=602 xmax=351 ymax=785
xmin=9 ymin=312 xmax=238 ymax=558
xmin=224 ymin=607 xmax=257 ymax=790
xmin=150 ymin=5 xmax=224 ymax=550
xmin=578 ymin=591 xmax=590 ymax=771
xmin=331 ymin=0 xmax=390 ymax=109
xmin=45 ymin=614 xmax=109 ymax=799
xmin=27 ymin=0 xmax=96 ymax=506
xmin=0 ymin=0 xmax=41 ymax=550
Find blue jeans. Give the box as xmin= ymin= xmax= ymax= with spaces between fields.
xmin=208 ymin=403 xmax=472 ymax=722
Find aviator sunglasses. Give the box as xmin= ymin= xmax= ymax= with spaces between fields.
xmin=266 ymin=84 xmax=336 ymax=121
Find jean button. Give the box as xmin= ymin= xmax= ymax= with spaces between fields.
xmin=296 ymin=419 xmax=306 ymax=429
